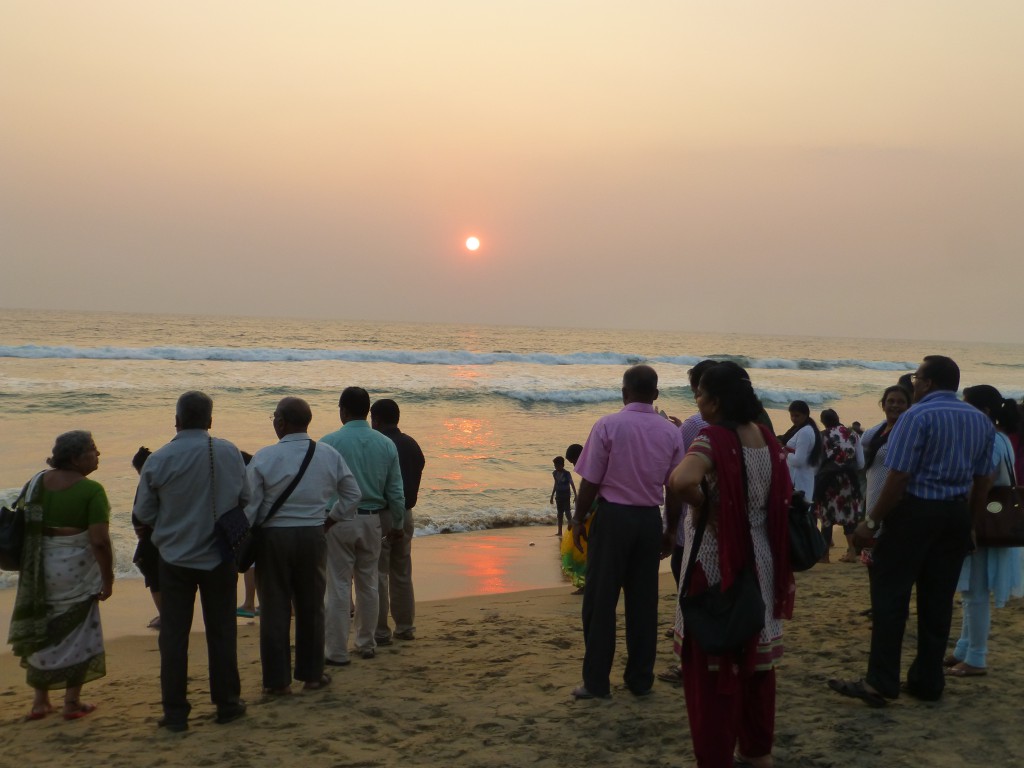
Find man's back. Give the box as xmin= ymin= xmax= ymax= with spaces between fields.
xmin=321 ymin=420 xmax=405 ymax=520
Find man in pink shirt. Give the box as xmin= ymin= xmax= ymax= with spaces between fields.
xmin=570 ymin=365 xmax=685 ymax=699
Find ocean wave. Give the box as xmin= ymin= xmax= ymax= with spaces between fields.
xmin=0 ymin=344 xmax=916 ymax=371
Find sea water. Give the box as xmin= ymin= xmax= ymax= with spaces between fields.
xmin=2 ymin=307 xmax=1022 ymax=588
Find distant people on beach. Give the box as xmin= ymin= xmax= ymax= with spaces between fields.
xmin=8 ymin=430 xmax=113 ymax=722
xmin=246 ymin=397 xmax=360 ymax=695
xmin=670 ymin=361 xmax=795 ymax=768
xmin=850 ymin=421 xmax=864 ymax=437
xmin=570 ymin=365 xmax=684 ymax=700
xmin=550 ymin=456 xmax=576 ymax=537
xmin=831 ymin=356 xmax=994 ymax=708
xmin=371 ymin=398 xmax=425 ymax=644
xmin=815 ymin=409 xmax=865 ymax=564
xmin=559 ymin=443 xmax=587 ymax=594
xmin=130 ymin=446 xmax=161 ymax=629
xmin=946 ymin=385 xmax=1022 ymax=679
xmin=133 ymin=391 xmax=249 ymax=731
xmin=321 ymin=387 xmax=405 ymax=665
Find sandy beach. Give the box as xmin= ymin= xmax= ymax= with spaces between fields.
xmin=1 ymin=528 xmax=1022 ymax=768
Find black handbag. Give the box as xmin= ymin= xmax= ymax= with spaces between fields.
xmin=679 ymin=434 xmax=765 ymax=656
xmin=0 ymin=481 xmax=30 ymax=571
xmin=235 ymin=440 xmax=317 ymax=572
xmin=975 ymin=454 xmax=1024 ymax=547
xmin=210 ymin=438 xmax=252 ymax=566
xmin=788 ymin=490 xmax=826 ymax=571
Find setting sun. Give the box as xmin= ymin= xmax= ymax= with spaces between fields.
xmin=465 ymin=237 xmax=480 ymax=251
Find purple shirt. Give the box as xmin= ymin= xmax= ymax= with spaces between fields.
xmin=676 ymin=413 xmax=708 ymax=545
xmin=576 ymin=402 xmax=686 ymax=507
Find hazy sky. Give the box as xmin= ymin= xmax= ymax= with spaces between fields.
xmin=2 ymin=2 xmax=1022 ymax=343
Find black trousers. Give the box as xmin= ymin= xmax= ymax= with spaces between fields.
xmin=865 ymin=495 xmax=971 ymax=699
xmin=255 ymin=526 xmax=328 ymax=688
xmin=581 ymin=502 xmax=662 ymax=696
xmin=158 ymin=557 xmax=241 ymax=722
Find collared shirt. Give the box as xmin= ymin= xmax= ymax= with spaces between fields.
xmin=375 ymin=425 xmax=426 ymax=510
xmin=884 ymin=390 xmax=994 ymax=500
xmin=576 ymin=402 xmax=686 ymax=507
xmin=133 ymin=429 xmax=250 ymax=570
xmin=245 ymin=433 xmax=362 ymax=528
xmin=320 ymin=419 xmax=405 ymax=526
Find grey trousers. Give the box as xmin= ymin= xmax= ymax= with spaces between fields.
xmin=376 ymin=508 xmax=416 ymax=640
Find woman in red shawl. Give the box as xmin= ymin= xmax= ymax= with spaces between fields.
xmin=669 ymin=362 xmax=795 ymax=768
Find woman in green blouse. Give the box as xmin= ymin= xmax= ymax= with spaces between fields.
xmin=8 ymin=430 xmax=114 ymax=721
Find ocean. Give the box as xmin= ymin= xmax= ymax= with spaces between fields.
xmin=2 ymin=307 xmax=1023 ymax=588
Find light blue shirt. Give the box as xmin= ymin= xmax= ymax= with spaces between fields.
xmin=320 ymin=420 xmax=405 ymax=527
xmin=133 ymin=429 xmax=250 ymax=570
xmin=884 ymin=391 xmax=994 ymax=500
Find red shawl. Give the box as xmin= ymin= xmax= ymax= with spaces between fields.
xmin=701 ymin=423 xmax=795 ymax=621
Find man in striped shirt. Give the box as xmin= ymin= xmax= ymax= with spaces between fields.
xmin=830 ymin=355 xmax=994 ymax=707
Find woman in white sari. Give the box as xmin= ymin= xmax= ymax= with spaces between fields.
xmin=8 ymin=431 xmax=114 ymax=721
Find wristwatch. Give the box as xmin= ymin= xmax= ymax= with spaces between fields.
xmin=865 ymin=517 xmax=878 ymax=531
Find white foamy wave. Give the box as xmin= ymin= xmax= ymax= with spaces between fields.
xmin=0 ymin=344 xmax=916 ymax=372
xmin=413 ymin=507 xmax=557 ymax=535
xmin=499 ymin=388 xmax=618 ymax=404
xmin=754 ymin=387 xmax=838 ymax=406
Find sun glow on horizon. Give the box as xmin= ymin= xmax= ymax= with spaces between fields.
xmin=465 ymin=236 xmax=480 ymax=251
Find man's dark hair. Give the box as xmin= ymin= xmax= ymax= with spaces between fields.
xmin=622 ymin=365 xmax=658 ymax=401
xmin=370 ymin=398 xmax=400 ymax=425
xmin=687 ymin=359 xmax=719 ymax=389
xmin=820 ymin=409 xmax=840 ymax=429
xmin=177 ymin=390 xmax=213 ymax=430
xmin=565 ymin=443 xmax=583 ymax=464
xmin=920 ymin=355 xmax=960 ymax=391
xmin=339 ymin=387 xmax=371 ymax=419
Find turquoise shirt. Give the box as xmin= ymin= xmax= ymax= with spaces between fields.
xmin=320 ymin=420 xmax=405 ymax=527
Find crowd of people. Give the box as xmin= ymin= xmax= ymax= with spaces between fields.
xmin=6 ymin=387 xmax=424 ymax=731
xmin=565 ymin=355 xmax=1023 ymax=768
xmin=8 ymin=354 xmax=1024 ymax=768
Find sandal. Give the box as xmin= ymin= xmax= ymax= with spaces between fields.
xmin=25 ymin=704 xmax=54 ymax=721
xmin=945 ymin=662 xmax=987 ymax=678
xmin=827 ymin=678 xmax=888 ymax=708
xmin=838 ymin=552 xmax=859 ymax=563
xmin=147 ymin=615 xmax=161 ymax=630
xmin=943 ymin=654 xmax=961 ymax=668
xmin=63 ymin=702 xmax=97 ymax=721
xmin=656 ymin=666 xmax=683 ymax=686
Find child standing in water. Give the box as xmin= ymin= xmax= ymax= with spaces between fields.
xmin=550 ymin=456 xmax=576 ymax=536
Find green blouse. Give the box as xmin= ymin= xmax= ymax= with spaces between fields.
xmin=41 ymin=477 xmax=111 ymax=528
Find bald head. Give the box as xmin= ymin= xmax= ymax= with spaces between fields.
xmin=274 ymin=397 xmax=312 ymax=437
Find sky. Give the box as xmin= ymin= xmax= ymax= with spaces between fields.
xmin=2 ymin=1 xmax=1022 ymax=343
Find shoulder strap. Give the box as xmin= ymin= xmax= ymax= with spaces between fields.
xmin=263 ymin=440 xmax=317 ymax=524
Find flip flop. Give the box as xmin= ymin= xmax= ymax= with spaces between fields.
xmin=63 ymin=702 xmax=97 ymax=721
xmin=656 ymin=667 xmax=683 ymax=686
xmin=945 ymin=663 xmax=987 ymax=678
xmin=827 ymin=678 xmax=888 ymax=708
xmin=236 ymin=607 xmax=256 ymax=618
xmin=25 ymin=704 xmax=54 ymax=721
xmin=147 ymin=616 xmax=161 ymax=629
xmin=943 ymin=654 xmax=961 ymax=668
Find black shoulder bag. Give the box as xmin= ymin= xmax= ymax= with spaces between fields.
xmin=235 ymin=440 xmax=317 ymax=572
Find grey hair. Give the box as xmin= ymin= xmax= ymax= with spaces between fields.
xmin=176 ymin=390 xmax=214 ymax=430
xmin=47 ymin=430 xmax=94 ymax=470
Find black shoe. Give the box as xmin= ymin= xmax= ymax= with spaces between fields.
xmin=393 ymin=630 xmax=416 ymax=641
xmin=325 ymin=657 xmax=351 ymax=667
xmin=215 ymin=703 xmax=247 ymax=724
xmin=375 ymin=636 xmax=393 ymax=646
xmin=158 ymin=717 xmax=189 ymax=732
xmin=361 ymin=648 xmax=376 ymax=660
xmin=629 ymin=687 xmax=653 ymax=697
xmin=900 ymin=682 xmax=942 ymax=702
